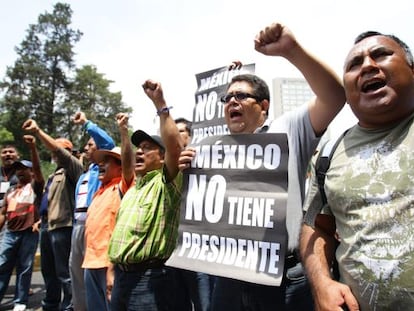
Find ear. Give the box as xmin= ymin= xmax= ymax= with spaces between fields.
xmin=261 ymin=99 xmax=270 ymax=114
xmin=159 ymin=150 xmax=165 ymax=164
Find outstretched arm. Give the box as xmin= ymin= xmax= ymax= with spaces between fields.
xmin=116 ymin=113 xmax=135 ymax=186
xmin=23 ymin=135 xmax=44 ymax=186
xmin=72 ymin=111 xmax=115 ymax=150
xmin=300 ymin=217 xmax=360 ymax=311
xmin=254 ymin=22 xmax=345 ymax=135
xmin=142 ymin=80 xmax=184 ymax=182
xmin=22 ymin=119 xmax=60 ymax=152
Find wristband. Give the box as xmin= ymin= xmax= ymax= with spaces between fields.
xmin=156 ymin=106 xmax=173 ymax=116
xmin=83 ymin=120 xmax=91 ymax=130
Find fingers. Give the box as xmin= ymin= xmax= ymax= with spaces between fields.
xmin=22 ymin=119 xmax=39 ymax=133
xmin=142 ymin=80 xmax=166 ymax=108
xmin=22 ymin=119 xmax=33 ymax=130
xmin=142 ymin=80 xmax=157 ymax=91
xmin=32 ymin=220 xmax=40 ymax=233
xmin=228 ymin=60 xmax=242 ymax=70
xmin=106 ymin=285 xmax=112 ymax=302
xmin=116 ymin=112 xmax=129 ymax=121
xmin=23 ymin=135 xmax=36 ymax=144
xmin=72 ymin=111 xmax=81 ymax=121
xmin=255 ymin=23 xmax=283 ymax=46
xmin=178 ymin=148 xmax=196 ymax=171
xmin=116 ymin=113 xmax=129 ymax=128
xmin=72 ymin=111 xmax=88 ymax=125
xmin=342 ymin=287 xmax=360 ymax=311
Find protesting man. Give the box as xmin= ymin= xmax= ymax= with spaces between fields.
xmin=22 ymin=119 xmax=84 ymax=311
xmin=300 ymin=31 xmax=414 ymax=310
xmin=70 ymin=111 xmax=115 ymax=311
xmin=178 ymin=21 xmax=345 ymax=310
xmin=0 ymin=135 xmax=44 ymax=311
xmin=107 ymin=80 xmax=184 ymax=310
xmin=82 ymin=112 xmax=134 ymax=310
xmin=0 ymin=145 xmax=20 ymax=207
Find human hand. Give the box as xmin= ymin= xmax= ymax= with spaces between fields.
xmin=142 ymin=80 xmax=166 ymax=111
xmin=116 ymin=113 xmax=129 ymax=130
xmin=22 ymin=119 xmax=40 ymax=134
xmin=32 ymin=220 xmax=41 ymax=233
xmin=254 ymin=22 xmax=298 ymax=58
xmin=72 ymin=111 xmax=87 ymax=125
xmin=23 ymin=135 xmax=36 ymax=146
xmin=178 ymin=147 xmax=196 ymax=171
xmin=106 ymin=264 xmax=115 ymax=302
xmin=228 ymin=60 xmax=242 ymax=70
xmin=313 ymin=278 xmax=360 ymax=311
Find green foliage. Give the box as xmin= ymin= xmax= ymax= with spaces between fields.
xmin=40 ymin=160 xmax=57 ymax=179
xmin=0 ymin=111 xmax=14 ymax=146
xmin=0 ymin=2 xmax=132 ymax=161
xmin=62 ymin=65 xmax=132 ymax=149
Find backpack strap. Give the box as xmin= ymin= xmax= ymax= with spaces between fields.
xmin=315 ymin=129 xmax=350 ymax=207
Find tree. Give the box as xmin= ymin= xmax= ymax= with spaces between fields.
xmin=63 ymin=65 xmax=132 ymax=149
xmin=0 ymin=2 xmax=81 ymax=157
xmin=0 ymin=2 xmax=132 ymax=159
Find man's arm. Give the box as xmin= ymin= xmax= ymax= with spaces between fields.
xmin=254 ymin=22 xmax=345 ymax=136
xmin=22 ymin=119 xmax=83 ymax=182
xmin=23 ymin=135 xmax=44 ymax=186
xmin=116 ymin=113 xmax=135 ymax=187
xmin=22 ymin=119 xmax=60 ymax=152
xmin=0 ymin=206 xmax=6 ymax=230
xmin=142 ymin=80 xmax=184 ymax=181
xmin=72 ymin=111 xmax=115 ymax=150
xmin=300 ymin=217 xmax=360 ymax=311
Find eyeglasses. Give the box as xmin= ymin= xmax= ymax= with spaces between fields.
xmin=136 ymin=143 xmax=158 ymax=154
xmin=220 ymin=92 xmax=261 ymax=104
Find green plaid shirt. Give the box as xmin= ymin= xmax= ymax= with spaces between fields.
xmin=108 ymin=168 xmax=182 ymax=264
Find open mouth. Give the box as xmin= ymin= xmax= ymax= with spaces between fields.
xmin=361 ymin=79 xmax=386 ymax=93
xmin=230 ymin=111 xmax=242 ymax=118
xmin=3 ymin=157 xmax=14 ymax=164
xmin=135 ymin=157 xmax=144 ymax=166
xmin=229 ymin=106 xmax=243 ymax=120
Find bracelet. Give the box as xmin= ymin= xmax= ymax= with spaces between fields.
xmin=156 ymin=106 xmax=173 ymax=116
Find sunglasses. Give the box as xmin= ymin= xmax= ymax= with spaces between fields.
xmin=220 ymin=92 xmax=261 ymax=104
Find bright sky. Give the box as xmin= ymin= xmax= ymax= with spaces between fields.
xmin=1 ymin=0 xmax=412 ymax=137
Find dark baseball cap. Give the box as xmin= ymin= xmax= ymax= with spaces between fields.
xmin=12 ymin=160 xmax=33 ymax=169
xmin=131 ymin=130 xmax=165 ymax=151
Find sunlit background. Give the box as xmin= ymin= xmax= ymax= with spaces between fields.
xmin=1 ymin=0 xmax=412 ymax=137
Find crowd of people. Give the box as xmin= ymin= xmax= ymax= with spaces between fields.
xmin=0 ymin=20 xmax=412 ymax=311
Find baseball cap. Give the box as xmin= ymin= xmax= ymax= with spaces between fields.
xmin=55 ymin=138 xmax=73 ymax=151
xmin=131 ymin=130 xmax=165 ymax=151
xmin=12 ymin=160 xmax=33 ymax=169
xmin=93 ymin=146 xmax=122 ymax=163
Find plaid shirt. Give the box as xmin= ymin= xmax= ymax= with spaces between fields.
xmin=108 ymin=168 xmax=182 ymax=264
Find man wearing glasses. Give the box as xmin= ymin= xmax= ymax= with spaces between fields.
xmin=179 ymin=22 xmax=345 ymax=310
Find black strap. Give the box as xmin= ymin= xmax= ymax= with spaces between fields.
xmin=315 ymin=129 xmax=350 ymax=206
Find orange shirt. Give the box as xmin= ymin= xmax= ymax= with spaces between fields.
xmin=82 ymin=177 xmax=130 ymax=269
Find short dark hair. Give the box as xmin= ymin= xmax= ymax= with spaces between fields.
xmin=1 ymin=144 xmax=18 ymax=151
xmin=175 ymin=117 xmax=192 ymax=134
xmin=354 ymin=31 xmax=414 ymax=68
xmin=227 ymin=74 xmax=270 ymax=116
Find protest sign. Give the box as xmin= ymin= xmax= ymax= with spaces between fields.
xmin=191 ymin=63 xmax=255 ymax=144
xmin=167 ymin=133 xmax=288 ymax=286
